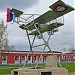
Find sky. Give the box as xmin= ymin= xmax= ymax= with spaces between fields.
xmin=0 ymin=0 xmax=75 ymax=52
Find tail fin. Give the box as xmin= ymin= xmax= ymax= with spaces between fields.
xmin=12 ymin=8 xmax=23 ymax=17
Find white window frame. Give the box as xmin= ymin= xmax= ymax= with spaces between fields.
xmin=28 ymin=56 xmax=32 ymax=63
xmin=21 ymin=56 xmax=26 ymax=64
xmin=15 ymin=56 xmax=20 ymax=64
xmin=2 ymin=56 xmax=7 ymax=64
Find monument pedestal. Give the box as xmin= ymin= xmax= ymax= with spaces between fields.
xmin=11 ymin=56 xmax=68 ymax=75
xmin=11 ymin=68 xmax=68 ymax=75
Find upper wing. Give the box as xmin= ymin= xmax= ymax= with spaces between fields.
xmin=49 ymin=0 xmax=74 ymax=17
xmin=28 ymin=22 xmax=64 ymax=35
xmin=49 ymin=0 xmax=74 ymax=12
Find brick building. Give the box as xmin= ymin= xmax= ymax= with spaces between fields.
xmin=63 ymin=52 xmax=75 ymax=62
xmin=0 ymin=50 xmax=62 ymax=64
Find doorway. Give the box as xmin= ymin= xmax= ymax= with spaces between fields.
xmin=41 ymin=72 xmax=52 ymax=75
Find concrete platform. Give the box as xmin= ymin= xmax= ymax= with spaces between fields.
xmin=11 ymin=56 xmax=68 ymax=75
xmin=11 ymin=67 xmax=68 ymax=75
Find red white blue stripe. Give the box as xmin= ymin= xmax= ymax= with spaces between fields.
xmin=7 ymin=8 xmax=13 ymax=22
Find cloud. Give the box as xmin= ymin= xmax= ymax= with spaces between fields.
xmin=0 ymin=0 xmax=39 ymax=11
xmin=1 ymin=0 xmax=74 ymax=52
xmin=9 ymin=37 xmax=29 ymax=50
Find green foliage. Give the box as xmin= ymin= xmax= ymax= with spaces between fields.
xmin=0 ymin=67 xmax=17 ymax=74
xmin=58 ymin=62 xmax=75 ymax=72
xmin=0 ymin=64 xmax=45 ymax=74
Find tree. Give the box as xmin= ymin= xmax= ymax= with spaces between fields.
xmin=69 ymin=47 xmax=75 ymax=52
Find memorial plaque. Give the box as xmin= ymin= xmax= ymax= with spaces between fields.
xmin=14 ymin=71 xmax=18 ymax=75
xmin=41 ymin=72 xmax=52 ymax=75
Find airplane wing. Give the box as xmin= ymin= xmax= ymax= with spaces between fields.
xmin=19 ymin=0 xmax=74 ymax=30
xmin=28 ymin=22 xmax=64 ymax=35
xmin=49 ymin=0 xmax=74 ymax=19
xmin=49 ymin=0 xmax=74 ymax=12
xmin=19 ymin=10 xmax=56 ymax=30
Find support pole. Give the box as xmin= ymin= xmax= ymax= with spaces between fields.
xmin=23 ymin=30 xmax=33 ymax=68
xmin=34 ymin=24 xmax=62 ymax=68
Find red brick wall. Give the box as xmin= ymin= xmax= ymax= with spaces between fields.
xmin=1 ymin=52 xmax=62 ymax=64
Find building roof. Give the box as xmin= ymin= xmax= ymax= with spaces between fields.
xmin=45 ymin=51 xmax=62 ymax=54
xmin=64 ymin=52 xmax=75 ymax=54
xmin=1 ymin=50 xmax=62 ymax=54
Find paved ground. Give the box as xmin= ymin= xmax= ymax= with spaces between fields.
xmin=69 ymin=72 xmax=75 ymax=75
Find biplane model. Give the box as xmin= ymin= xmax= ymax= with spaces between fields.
xmin=7 ymin=0 xmax=74 ymax=68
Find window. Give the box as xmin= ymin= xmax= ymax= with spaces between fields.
xmin=22 ymin=56 xmax=26 ymax=64
xmin=28 ymin=56 xmax=31 ymax=60
xmin=39 ymin=56 xmax=42 ymax=60
xmin=34 ymin=56 xmax=36 ymax=60
xmin=2 ymin=56 xmax=6 ymax=61
xmin=57 ymin=56 xmax=59 ymax=59
xmin=57 ymin=56 xmax=60 ymax=62
xmin=73 ymin=55 xmax=75 ymax=59
xmin=44 ymin=56 xmax=47 ymax=63
xmin=28 ymin=56 xmax=32 ymax=63
xmin=2 ymin=56 xmax=7 ymax=64
xmin=15 ymin=56 xmax=19 ymax=61
xmin=38 ymin=56 xmax=42 ymax=63
xmin=44 ymin=56 xmax=47 ymax=60
xmin=22 ymin=56 xmax=25 ymax=60
xmin=15 ymin=56 xmax=20 ymax=64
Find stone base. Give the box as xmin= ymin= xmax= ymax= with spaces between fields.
xmin=11 ymin=56 xmax=68 ymax=75
xmin=11 ymin=67 xmax=68 ymax=75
